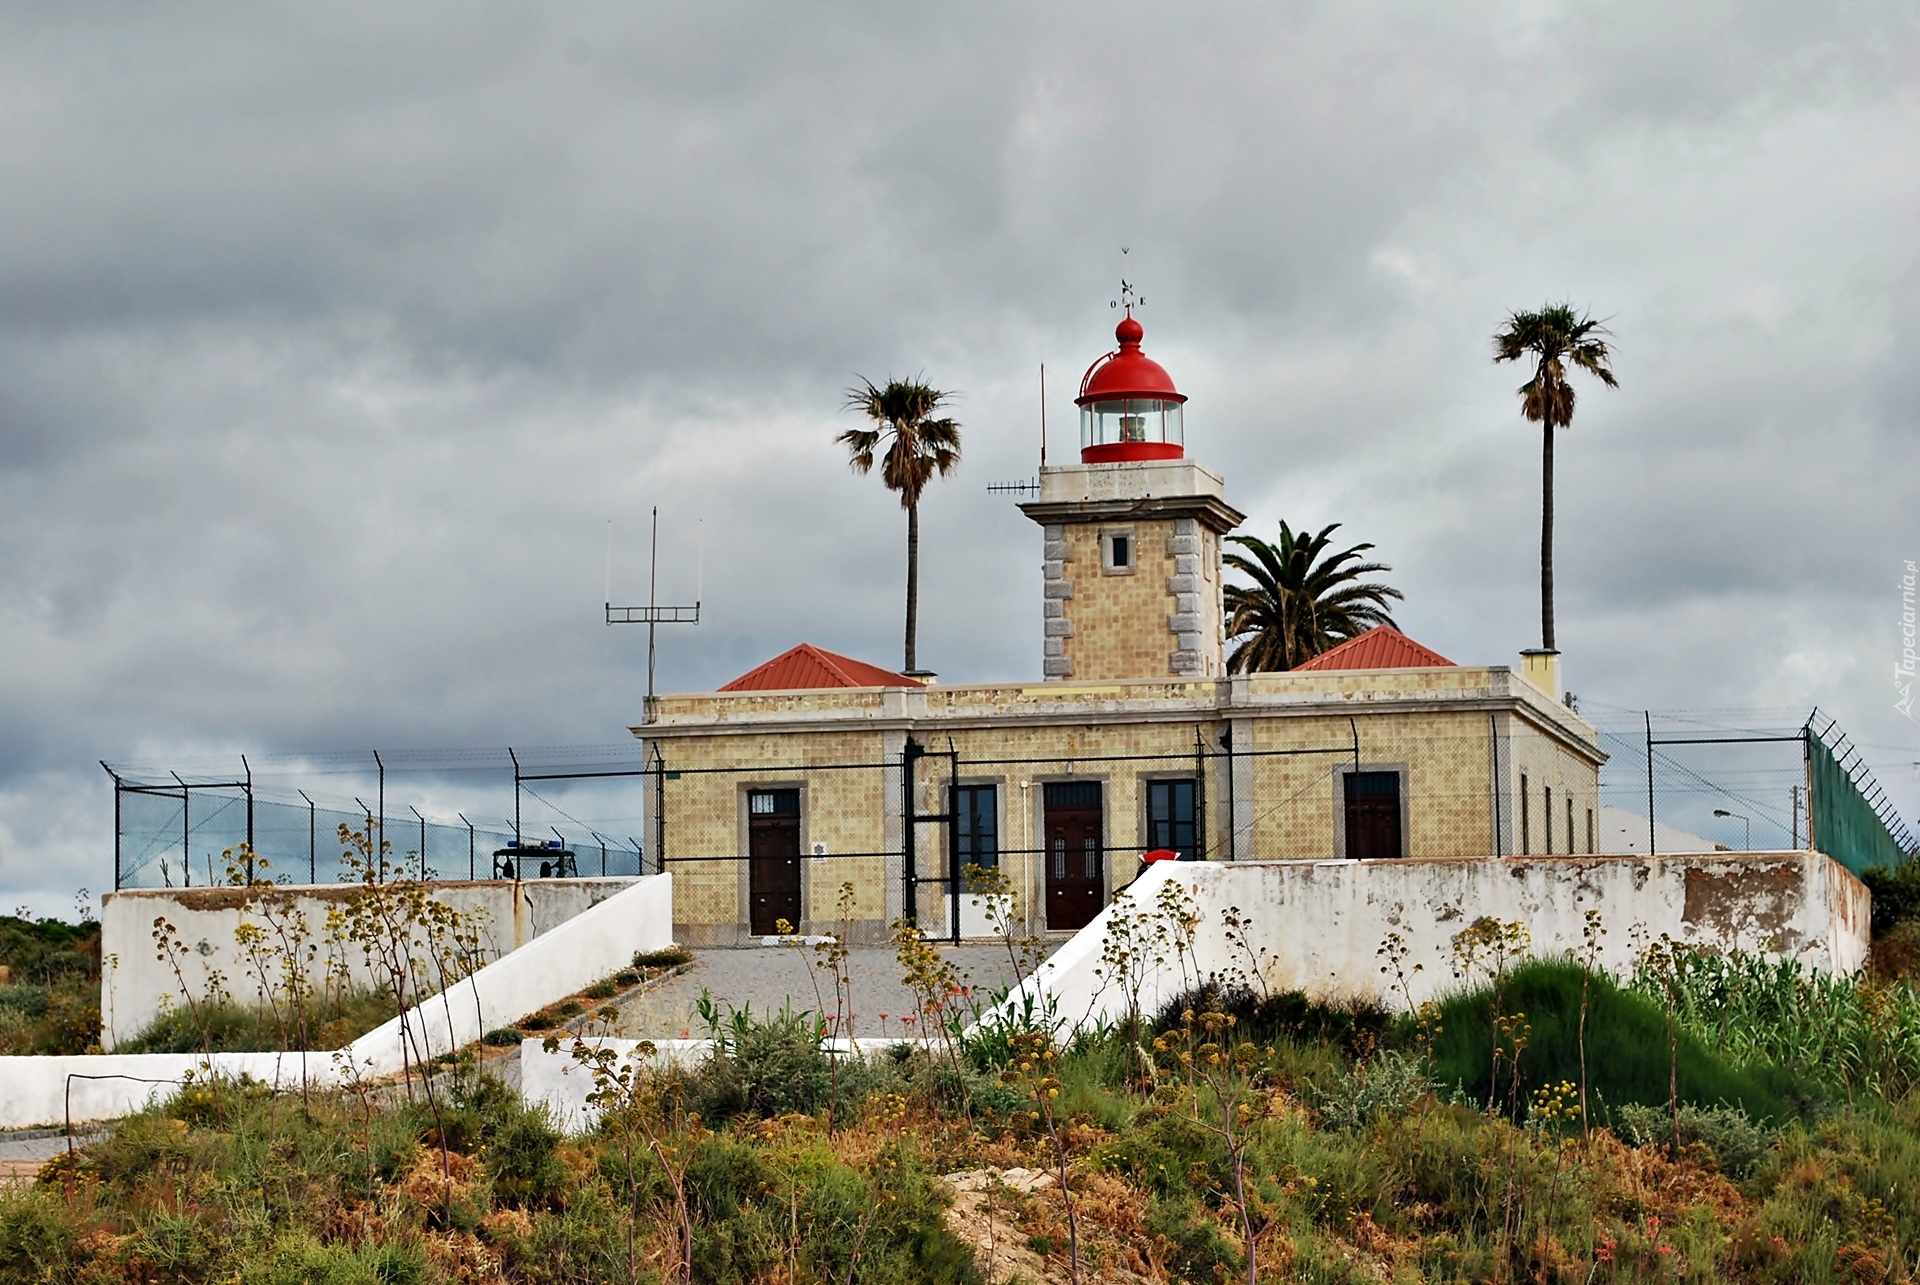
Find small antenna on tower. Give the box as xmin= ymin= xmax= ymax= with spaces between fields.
xmin=605 ymin=506 xmax=702 ymax=702
xmin=1039 ymin=363 xmax=1047 ymax=468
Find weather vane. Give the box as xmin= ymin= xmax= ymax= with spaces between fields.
xmin=1111 ymin=246 xmax=1145 ymax=315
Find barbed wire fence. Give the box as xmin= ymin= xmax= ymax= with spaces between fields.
xmin=105 ymin=708 xmax=1913 ymax=943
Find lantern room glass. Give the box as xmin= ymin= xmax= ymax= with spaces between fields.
xmin=1078 ymin=398 xmax=1184 ymax=452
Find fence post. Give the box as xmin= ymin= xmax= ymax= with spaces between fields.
xmin=1216 ymin=729 xmax=1235 ymax=861
xmin=948 ymin=741 xmax=961 ymax=944
xmin=1488 ymin=713 xmax=1503 ymax=859
xmin=411 ymin=806 xmax=427 ymax=881
xmin=101 ymin=763 xmax=123 ymax=890
xmin=1193 ymin=727 xmax=1208 ymax=863
xmin=241 ymin=755 xmax=255 ymax=881
xmin=651 ymin=750 xmax=667 ymax=876
xmin=1644 ymin=711 xmax=1656 ymax=856
xmin=508 ymin=747 xmax=521 ymax=848
xmin=373 ymin=751 xmax=385 ymax=878
xmin=460 ymin=813 xmax=474 ymax=880
xmin=299 ymin=790 xmax=316 ymax=883
xmin=902 ymin=739 xmax=920 ymax=926
xmin=1802 ymin=724 xmax=1815 ymax=852
xmin=171 ymin=772 xmax=191 ymax=888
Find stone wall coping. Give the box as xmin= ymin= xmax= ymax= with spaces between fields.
xmin=634 ymin=665 xmax=1602 ymax=759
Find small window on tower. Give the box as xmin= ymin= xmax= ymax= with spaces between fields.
xmin=1112 ymin=535 xmax=1130 ymax=567
xmin=1101 ymin=529 xmax=1135 ymax=575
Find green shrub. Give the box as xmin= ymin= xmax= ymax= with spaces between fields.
xmin=1144 ymin=1194 xmax=1242 ymax=1281
xmin=484 ymin=1105 xmax=569 ymax=1209
xmin=583 ymin=980 xmax=617 ymax=1000
xmin=0 ymin=1185 xmax=81 ymax=1281
xmin=1310 ymin=1049 xmax=1436 ymax=1130
xmin=1427 ymin=957 xmax=1808 ymax=1122
xmin=1861 ymin=859 xmax=1920 ymax=936
xmin=236 ymin=1230 xmax=386 ymax=1285
xmin=633 ymin=944 xmax=694 ymax=970
xmin=689 ymin=1007 xmax=833 ymax=1121
xmin=614 ymin=968 xmax=641 ymax=986
xmin=0 ymin=915 xmax=101 ymax=985
xmin=1615 ymin=1102 xmax=1777 ymax=1177
xmin=0 ymin=986 xmax=49 ymax=1019
xmin=1154 ymin=982 xmax=1390 ymax=1055
xmin=1629 ymin=948 xmax=1920 ymax=1104
xmin=481 ymin=1028 xmax=521 ymax=1047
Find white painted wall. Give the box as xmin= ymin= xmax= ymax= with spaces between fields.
xmin=101 ymin=878 xmax=638 ymax=1047
xmin=982 ymin=851 xmax=1872 ymax=1036
xmin=0 ymin=874 xmax=673 ymax=1128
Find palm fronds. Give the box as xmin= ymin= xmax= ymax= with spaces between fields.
xmin=1223 ymin=521 xmax=1403 ymax=673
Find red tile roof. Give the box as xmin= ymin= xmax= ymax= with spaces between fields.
xmin=1291 ymin=625 xmax=1455 ymax=672
xmin=718 ymin=643 xmax=924 ymax=692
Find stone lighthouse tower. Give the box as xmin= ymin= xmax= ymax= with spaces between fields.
xmin=1021 ymin=312 xmax=1245 ymax=680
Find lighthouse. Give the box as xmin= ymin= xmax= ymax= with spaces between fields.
xmin=1020 ymin=312 xmax=1245 ymax=681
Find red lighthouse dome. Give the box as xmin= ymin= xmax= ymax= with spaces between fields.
xmin=1075 ymin=313 xmax=1186 ymax=463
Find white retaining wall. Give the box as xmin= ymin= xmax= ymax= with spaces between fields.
xmin=101 ymin=878 xmax=637 ymax=1047
xmin=0 ymin=874 xmax=673 ymax=1129
xmin=988 ymin=851 xmax=1871 ymax=1035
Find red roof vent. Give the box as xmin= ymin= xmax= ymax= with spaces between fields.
xmin=1290 ymin=626 xmax=1455 ymax=672
xmin=1075 ymin=313 xmax=1188 ymax=464
xmin=718 ymin=643 xmax=925 ymax=692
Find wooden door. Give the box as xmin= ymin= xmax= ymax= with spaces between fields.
xmin=1343 ymin=771 xmax=1402 ymax=860
xmin=1044 ymin=782 xmax=1104 ymax=930
xmin=748 ymin=790 xmax=802 ymax=935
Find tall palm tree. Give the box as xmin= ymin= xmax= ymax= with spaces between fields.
xmin=1492 ymin=303 xmax=1618 ymax=653
xmin=1223 ymin=521 xmax=1403 ymax=672
xmin=838 ymin=377 xmax=961 ymax=673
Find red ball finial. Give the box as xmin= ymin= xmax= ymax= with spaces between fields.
xmin=1115 ymin=313 xmax=1144 ymax=346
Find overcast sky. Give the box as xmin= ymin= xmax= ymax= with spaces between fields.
xmin=2 ymin=1 xmax=1916 ymax=914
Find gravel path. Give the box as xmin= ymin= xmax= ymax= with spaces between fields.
xmin=607 ymin=944 xmax=1041 ymax=1040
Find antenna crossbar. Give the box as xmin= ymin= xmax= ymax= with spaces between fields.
xmin=605 ymin=605 xmax=700 ymax=625
xmin=987 ymin=478 xmax=1040 ymax=497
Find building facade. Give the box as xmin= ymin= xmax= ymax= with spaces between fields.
xmin=633 ymin=314 xmax=1606 ymax=945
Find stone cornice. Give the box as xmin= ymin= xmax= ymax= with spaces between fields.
xmin=633 ymin=666 xmax=1606 ymax=765
xmin=1018 ymin=493 xmax=1246 ymax=535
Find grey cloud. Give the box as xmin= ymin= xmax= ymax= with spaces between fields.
xmin=2 ymin=0 xmax=1917 ymax=912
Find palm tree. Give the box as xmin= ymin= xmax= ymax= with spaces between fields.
xmin=1223 ymin=521 xmax=1403 ymax=672
xmin=1492 ymin=303 xmax=1618 ymax=653
xmin=838 ymin=377 xmax=961 ymax=673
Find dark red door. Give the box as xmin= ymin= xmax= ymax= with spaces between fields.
xmin=1044 ymin=783 xmax=1104 ymax=930
xmin=748 ymin=790 xmax=802 ymax=935
xmin=1343 ymin=772 xmax=1402 ymax=860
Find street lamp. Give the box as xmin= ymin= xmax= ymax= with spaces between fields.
xmin=1713 ymin=808 xmax=1751 ymax=851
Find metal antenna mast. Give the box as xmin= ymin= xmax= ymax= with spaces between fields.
xmin=606 ymin=506 xmax=701 ymax=701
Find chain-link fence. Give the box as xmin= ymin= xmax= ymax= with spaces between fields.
xmin=1588 ymin=704 xmax=1913 ymax=874
xmin=107 ymin=708 xmax=1912 ymax=937
xmin=104 ymin=746 xmax=658 ymax=890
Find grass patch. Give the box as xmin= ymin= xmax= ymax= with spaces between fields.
xmin=0 ymin=914 xmax=101 ymax=1054
xmin=117 ymin=987 xmax=400 ymax=1053
xmin=1427 ymin=956 xmax=1814 ymax=1122
xmin=633 ymin=944 xmax=694 ymax=970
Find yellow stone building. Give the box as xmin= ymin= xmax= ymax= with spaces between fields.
xmin=633 ymin=314 xmax=1605 ymax=945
